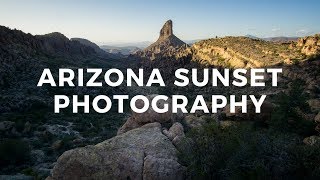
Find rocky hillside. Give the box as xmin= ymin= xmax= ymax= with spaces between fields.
xmin=175 ymin=34 xmax=320 ymax=68
xmin=134 ymin=22 xmax=319 ymax=68
xmin=36 ymin=32 xmax=98 ymax=57
xmin=135 ymin=20 xmax=189 ymax=60
xmin=0 ymin=26 xmax=118 ymax=60
xmin=182 ymin=37 xmax=305 ymax=68
xmin=0 ymin=26 xmax=133 ymax=178
xmin=295 ymin=34 xmax=320 ymax=55
xmin=70 ymin=38 xmax=110 ymax=56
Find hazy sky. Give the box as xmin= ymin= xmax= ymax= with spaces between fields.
xmin=1 ymin=0 xmax=319 ymax=44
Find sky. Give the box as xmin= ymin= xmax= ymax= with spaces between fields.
xmin=0 ymin=0 xmax=319 ymax=44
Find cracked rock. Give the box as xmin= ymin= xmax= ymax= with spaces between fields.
xmin=48 ymin=122 xmax=186 ymax=180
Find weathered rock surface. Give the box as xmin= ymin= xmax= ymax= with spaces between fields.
xmin=118 ymin=94 xmax=184 ymax=134
xmin=181 ymin=36 xmax=308 ymax=68
xmin=143 ymin=155 xmax=186 ymax=180
xmin=159 ymin=20 xmax=173 ymax=40
xmin=162 ymin=122 xmax=185 ymax=140
xmin=297 ymin=34 xmax=320 ymax=56
xmin=308 ymin=99 xmax=320 ymax=112
xmin=135 ymin=20 xmax=188 ymax=60
xmin=49 ymin=122 xmax=186 ymax=180
xmin=303 ymin=135 xmax=320 ymax=146
xmin=184 ymin=115 xmax=207 ymax=128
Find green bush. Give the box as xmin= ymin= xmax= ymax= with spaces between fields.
xmin=179 ymin=122 xmax=320 ymax=180
xmin=269 ymin=80 xmax=315 ymax=136
xmin=22 ymin=167 xmax=41 ymax=180
xmin=0 ymin=139 xmax=30 ymax=167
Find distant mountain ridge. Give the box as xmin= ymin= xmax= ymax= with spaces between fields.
xmin=0 ymin=26 xmax=98 ymax=59
xmin=99 ymin=41 xmax=152 ymax=49
xmin=100 ymin=45 xmax=140 ymax=56
xmin=263 ymin=36 xmax=299 ymax=43
xmin=245 ymin=34 xmax=299 ymax=43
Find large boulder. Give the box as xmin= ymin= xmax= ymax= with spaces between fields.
xmin=184 ymin=114 xmax=207 ymax=128
xmin=308 ymin=99 xmax=320 ymax=112
xmin=303 ymin=135 xmax=320 ymax=146
xmin=162 ymin=122 xmax=185 ymax=141
xmin=49 ymin=123 xmax=186 ymax=180
xmin=143 ymin=155 xmax=186 ymax=180
xmin=297 ymin=34 xmax=320 ymax=56
xmin=118 ymin=95 xmax=184 ymax=134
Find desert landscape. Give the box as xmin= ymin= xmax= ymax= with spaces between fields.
xmin=1 ymin=1 xmax=320 ymax=179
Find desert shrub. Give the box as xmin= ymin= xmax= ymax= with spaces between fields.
xmin=292 ymin=59 xmax=300 ymax=65
xmin=57 ymin=136 xmax=75 ymax=153
xmin=0 ymin=139 xmax=30 ymax=167
xmin=179 ymin=122 xmax=320 ymax=180
xmin=22 ymin=167 xmax=41 ymax=180
xmin=269 ymin=80 xmax=315 ymax=136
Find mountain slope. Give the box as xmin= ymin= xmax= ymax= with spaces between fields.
xmin=0 ymin=25 xmax=132 ymax=176
xmin=71 ymin=38 xmax=121 ymax=59
xmin=180 ymin=36 xmax=313 ymax=68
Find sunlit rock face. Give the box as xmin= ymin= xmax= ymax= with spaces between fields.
xmin=135 ymin=20 xmax=188 ymax=60
xmin=297 ymin=34 xmax=320 ymax=56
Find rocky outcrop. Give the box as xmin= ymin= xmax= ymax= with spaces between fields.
xmin=184 ymin=36 xmax=307 ymax=68
xmin=303 ymin=135 xmax=320 ymax=146
xmin=162 ymin=122 xmax=185 ymax=141
xmin=49 ymin=122 xmax=186 ymax=180
xmin=184 ymin=115 xmax=207 ymax=128
xmin=159 ymin=20 xmax=173 ymax=40
xmin=118 ymin=94 xmax=184 ymax=134
xmin=297 ymin=34 xmax=320 ymax=56
xmin=308 ymin=99 xmax=320 ymax=112
xmin=135 ymin=20 xmax=188 ymax=60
